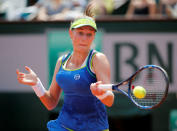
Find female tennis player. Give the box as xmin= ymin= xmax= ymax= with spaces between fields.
xmin=16 ymin=4 xmax=114 ymax=131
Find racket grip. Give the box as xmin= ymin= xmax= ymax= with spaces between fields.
xmin=97 ymin=84 xmax=113 ymax=91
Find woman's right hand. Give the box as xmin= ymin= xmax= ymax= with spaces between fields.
xmin=16 ymin=66 xmax=38 ymax=86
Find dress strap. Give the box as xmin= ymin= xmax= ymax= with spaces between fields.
xmin=86 ymin=49 xmax=97 ymax=78
xmin=61 ymin=52 xmax=72 ymax=65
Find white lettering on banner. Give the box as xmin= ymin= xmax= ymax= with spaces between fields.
xmin=103 ymin=33 xmax=177 ymax=92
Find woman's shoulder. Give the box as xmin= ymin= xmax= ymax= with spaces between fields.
xmin=56 ymin=52 xmax=71 ymax=66
xmin=92 ymin=50 xmax=108 ymax=63
xmin=91 ymin=50 xmax=110 ymax=72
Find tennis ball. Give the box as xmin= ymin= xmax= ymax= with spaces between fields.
xmin=133 ymin=86 xmax=146 ymax=99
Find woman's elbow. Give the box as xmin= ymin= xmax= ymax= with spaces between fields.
xmin=102 ymin=94 xmax=114 ymax=107
xmin=42 ymin=97 xmax=58 ymax=111
xmin=106 ymin=96 xmax=114 ymax=107
xmin=45 ymin=104 xmax=57 ymax=111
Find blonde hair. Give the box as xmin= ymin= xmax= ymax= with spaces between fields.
xmin=84 ymin=1 xmax=95 ymax=18
xmin=71 ymin=1 xmax=96 ymax=23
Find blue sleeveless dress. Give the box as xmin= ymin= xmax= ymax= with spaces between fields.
xmin=47 ymin=50 xmax=109 ymax=131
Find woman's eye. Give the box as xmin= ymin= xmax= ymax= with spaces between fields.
xmin=87 ymin=33 xmax=92 ymax=37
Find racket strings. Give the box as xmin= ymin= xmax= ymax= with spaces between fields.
xmin=130 ymin=68 xmax=167 ymax=107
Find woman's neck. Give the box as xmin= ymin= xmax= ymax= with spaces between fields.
xmin=68 ymin=49 xmax=90 ymax=67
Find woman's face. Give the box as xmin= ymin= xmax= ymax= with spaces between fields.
xmin=69 ymin=26 xmax=96 ymax=52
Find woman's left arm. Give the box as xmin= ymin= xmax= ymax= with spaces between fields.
xmin=90 ymin=52 xmax=114 ymax=107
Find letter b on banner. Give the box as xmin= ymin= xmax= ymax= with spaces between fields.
xmin=114 ymin=43 xmax=138 ymax=82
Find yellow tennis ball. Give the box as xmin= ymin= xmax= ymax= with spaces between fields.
xmin=133 ymin=86 xmax=146 ymax=99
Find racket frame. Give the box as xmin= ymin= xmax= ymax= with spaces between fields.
xmin=100 ymin=65 xmax=169 ymax=109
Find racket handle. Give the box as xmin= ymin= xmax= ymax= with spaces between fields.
xmin=97 ymin=84 xmax=113 ymax=91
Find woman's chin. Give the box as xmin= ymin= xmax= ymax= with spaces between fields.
xmin=76 ymin=46 xmax=90 ymax=52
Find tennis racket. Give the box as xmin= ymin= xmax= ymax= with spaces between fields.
xmin=98 ymin=65 xmax=169 ymax=109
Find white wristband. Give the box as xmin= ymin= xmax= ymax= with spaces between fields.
xmin=96 ymin=90 xmax=113 ymax=100
xmin=32 ymin=78 xmax=46 ymax=97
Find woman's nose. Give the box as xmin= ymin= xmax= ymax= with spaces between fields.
xmin=81 ymin=34 xmax=88 ymax=41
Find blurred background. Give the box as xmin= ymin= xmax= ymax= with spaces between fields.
xmin=0 ymin=0 xmax=177 ymax=131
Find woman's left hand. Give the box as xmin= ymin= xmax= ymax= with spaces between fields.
xmin=90 ymin=81 xmax=106 ymax=96
xmin=90 ymin=81 xmax=114 ymax=107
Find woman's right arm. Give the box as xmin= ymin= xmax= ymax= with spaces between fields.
xmin=39 ymin=57 xmax=62 ymax=110
xmin=16 ymin=57 xmax=62 ymax=110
